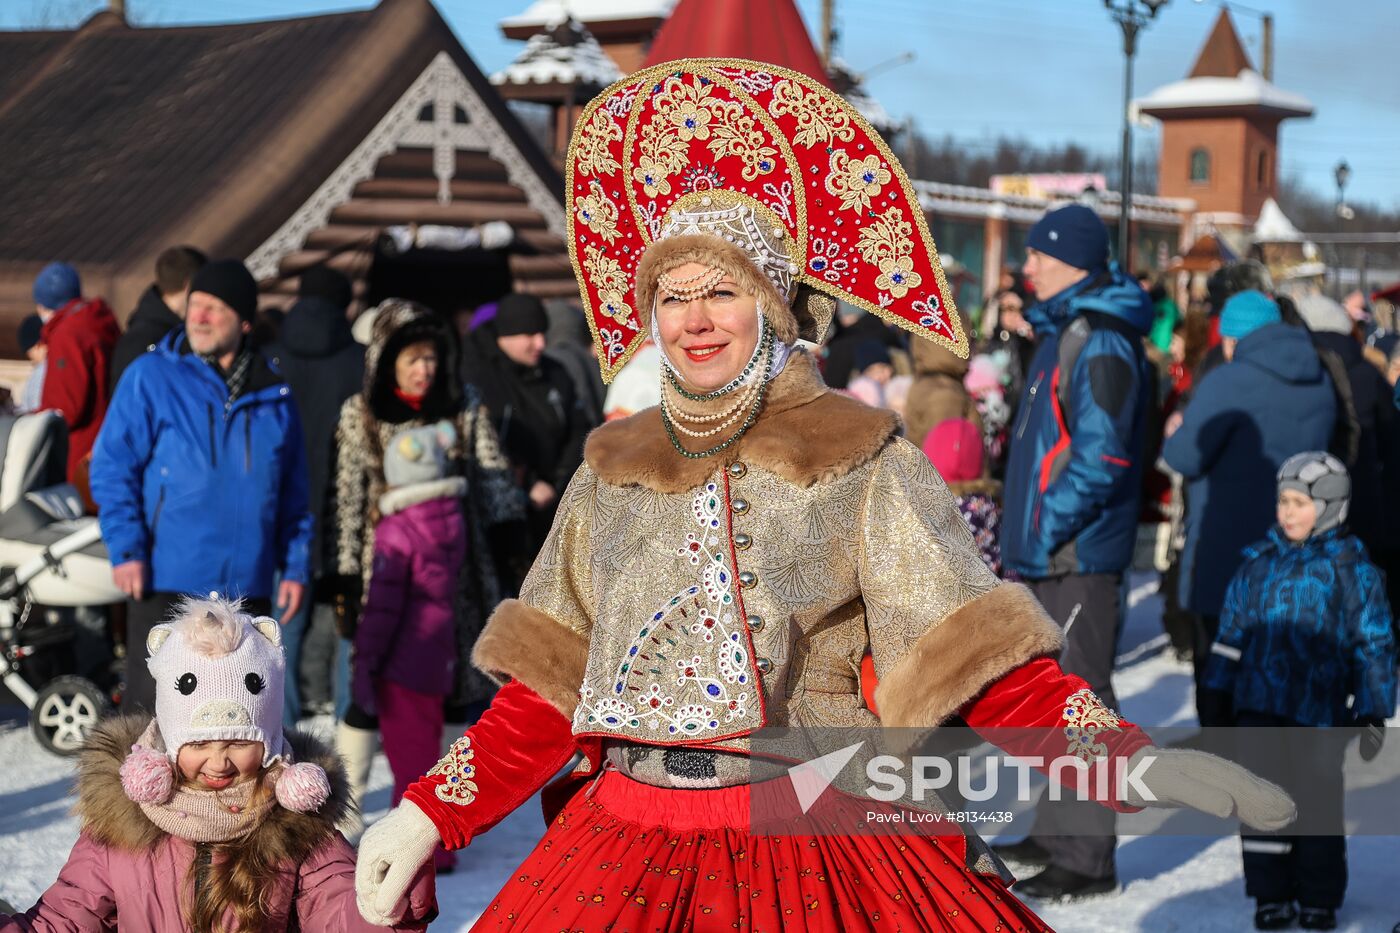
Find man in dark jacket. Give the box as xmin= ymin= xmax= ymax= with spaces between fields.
xmin=109 ymin=246 xmax=206 ymax=393
xmin=463 ymin=293 xmax=588 ymax=561
xmin=268 ymin=266 xmax=365 ymax=719
xmin=1162 ymin=290 xmax=1336 ymax=718
xmin=1292 ymin=291 xmax=1395 ymax=560
xmin=33 ymin=262 xmax=122 ymax=488
xmin=90 ymin=259 xmax=312 ymax=714
xmin=998 ymin=204 xmax=1154 ymax=900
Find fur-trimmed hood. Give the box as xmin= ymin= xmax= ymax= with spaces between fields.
xmin=583 ymin=349 xmax=901 ymax=493
xmin=362 ymin=299 xmax=462 ymax=424
xmin=75 ymin=715 xmax=351 ymax=858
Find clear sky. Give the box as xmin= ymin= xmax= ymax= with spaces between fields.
xmin=8 ymin=0 xmax=1399 ymax=210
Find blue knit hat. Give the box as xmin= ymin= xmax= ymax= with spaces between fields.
xmin=1026 ymin=204 xmax=1110 ymax=272
xmin=1219 ymin=289 xmax=1281 ymax=340
xmin=32 ymin=262 xmax=81 ymax=311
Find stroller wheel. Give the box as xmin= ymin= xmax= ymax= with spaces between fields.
xmin=31 ymin=675 xmax=109 ymax=756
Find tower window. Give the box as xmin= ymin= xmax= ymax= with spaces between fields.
xmin=1256 ymin=150 xmax=1270 ymax=189
xmin=1189 ymin=148 xmax=1210 ymax=183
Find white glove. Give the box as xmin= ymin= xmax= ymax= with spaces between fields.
xmin=1123 ymin=746 xmax=1296 ymax=831
xmin=354 ymin=801 xmax=441 ymax=926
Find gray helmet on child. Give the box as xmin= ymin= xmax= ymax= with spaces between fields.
xmin=1277 ymin=451 xmax=1350 ymax=536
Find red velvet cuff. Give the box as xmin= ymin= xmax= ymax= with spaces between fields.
xmin=962 ymin=657 xmax=1154 ymax=813
xmin=404 ymin=679 xmax=578 ymax=850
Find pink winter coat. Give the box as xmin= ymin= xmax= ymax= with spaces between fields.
xmin=352 ymin=479 xmax=468 ymax=711
xmin=2 ymin=716 xmax=435 ymax=932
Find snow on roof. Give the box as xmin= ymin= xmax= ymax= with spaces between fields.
xmin=500 ymin=0 xmax=675 ymax=29
xmin=1136 ymin=68 xmax=1314 ymax=117
xmin=1253 ymin=198 xmax=1305 ymax=242
xmin=492 ymin=17 xmax=621 ymax=88
xmin=845 ymin=87 xmax=896 ymax=135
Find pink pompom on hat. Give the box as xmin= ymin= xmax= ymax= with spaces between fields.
xmin=120 ymin=596 xmax=329 ymax=813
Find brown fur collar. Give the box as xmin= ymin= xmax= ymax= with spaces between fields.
xmin=473 ymin=599 xmax=591 ymax=719
xmin=946 ymin=476 xmax=1002 ymax=499
xmin=584 ymin=351 xmax=901 ymax=493
xmin=76 ymin=715 xmax=351 ymax=857
xmin=873 ymin=583 xmax=1063 ymax=738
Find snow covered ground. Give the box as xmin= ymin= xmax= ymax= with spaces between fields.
xmin=1 ymin=575 xmax=1396 ymax=930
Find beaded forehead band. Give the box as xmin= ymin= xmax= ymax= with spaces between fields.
xmin=657 ymin=265 xmax=726 ymax=303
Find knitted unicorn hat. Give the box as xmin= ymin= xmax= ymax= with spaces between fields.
xmin=119 ymin=597 xmax=329 ymax=813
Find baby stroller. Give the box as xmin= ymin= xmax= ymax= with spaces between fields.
xmin=0 ymin=411 xmax=124 ymax=754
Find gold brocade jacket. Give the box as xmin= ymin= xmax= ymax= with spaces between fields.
xmin=473 ymin=351 xmax=1063 ymax=757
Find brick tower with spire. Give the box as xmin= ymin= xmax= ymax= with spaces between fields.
xmin=1137 ymin=11 xmax=1313 ymax=228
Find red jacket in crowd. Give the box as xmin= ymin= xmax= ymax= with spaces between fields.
xmin=39 ymin=296 xmax=121 ymax=484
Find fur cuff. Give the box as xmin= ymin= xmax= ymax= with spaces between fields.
xmin=873 ymin=583 xmax=1063 ymax=731
xmin=472 ymin=599 xmax=590 ymax=720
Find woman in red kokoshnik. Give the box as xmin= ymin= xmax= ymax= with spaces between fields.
xmin=355 ymin=59 xmax=1294 ymax=931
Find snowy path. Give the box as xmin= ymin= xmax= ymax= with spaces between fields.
xmin=1 ymin=575 xmax=1396 ymax=930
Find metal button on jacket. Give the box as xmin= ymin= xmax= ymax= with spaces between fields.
xmin=732 ymin=498 xmax=750 ymax=514
xmin=734 ymin=532 xmax=753 ymax=550
xmin=728 ymin=461 xmax=748 ymax=479
xmin=755 ymin=657 xmax=773 ymax=675
xmin=746 ymin=613 xmax=765 ymax=633
xmin=738 ymin=570 xmax=757 ymax=588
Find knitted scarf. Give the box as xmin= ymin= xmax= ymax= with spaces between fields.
xmin=201 ymin=343 xmax=255 ymax=414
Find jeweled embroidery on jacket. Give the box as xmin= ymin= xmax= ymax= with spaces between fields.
xmin=574 ymin=481 xmax=753 ymax=737
xmin=428 ymin=735 xmax=479 ymax=805
xmin=1062 ymin=688 xmax=1123 ymax=761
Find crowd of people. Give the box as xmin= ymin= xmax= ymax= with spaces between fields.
xmin=4 ymin=193 xmax=1395 ymax=931
xmin=822 ymin=204 xmax=1398 ymax=928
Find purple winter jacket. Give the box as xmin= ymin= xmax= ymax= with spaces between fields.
xmin=353 ymin=478 xmax=468 ymax=711
xmin=2 ymin=716 xmax=435 ymax=932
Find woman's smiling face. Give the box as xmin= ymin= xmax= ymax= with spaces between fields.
xmin=654 ymin=262 xmax=760 ymax=392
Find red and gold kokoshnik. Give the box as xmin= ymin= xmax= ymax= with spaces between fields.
xmin=566 ymin=57 xmax=967 ymax=383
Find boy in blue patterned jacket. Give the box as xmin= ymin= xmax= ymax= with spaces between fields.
xmin=1202 ymin=451 xmax=1397 ymax=932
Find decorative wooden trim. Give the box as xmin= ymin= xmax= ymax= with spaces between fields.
xmin=246 ymin=51 xmax=565 ymax=281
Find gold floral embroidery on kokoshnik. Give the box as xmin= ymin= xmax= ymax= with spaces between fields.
xmin=1062 ymin=688 xmax=1123 ymax=761
xmin=428 ymin=735 xmax=479 ymax=804
xmin=563 ymin=58 xmax=967 ymax=383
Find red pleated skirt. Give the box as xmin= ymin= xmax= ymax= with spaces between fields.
xmin=473 ymin=769 xmax=1052 ymax=932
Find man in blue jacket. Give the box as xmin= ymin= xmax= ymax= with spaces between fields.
xmin=1162 ymin=291 xmax=1335 ymax=720
xmin=997 ymin=204 xmax=1154 ymax=899
xmin=91 ymin=259 xmax=312 ymax=714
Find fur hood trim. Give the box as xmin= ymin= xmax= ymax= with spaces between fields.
xmin=472 ymin=599 xmax=591 ymax=719
xmin=76 ymin=715 xmax=351 ymax=856
xmin=584 ymin=350 xmax=901 ymax=493
xmin=946 ymin=476 xmax=1002 ymax=499
xmin=873 ymin=583 xmax=1063 ymax=740
xmin=379 ymin=476 xmax=467 ymax=517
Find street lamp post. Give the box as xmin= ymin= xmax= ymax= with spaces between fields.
xmin=1104 ymin=0 xmax=1168 ymax=275
xmin=1334 ymin=159 xmax=1353 ymax=219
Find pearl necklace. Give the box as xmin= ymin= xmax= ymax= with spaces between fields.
xmin=660 ymin=325 xmax=775 ymax=457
